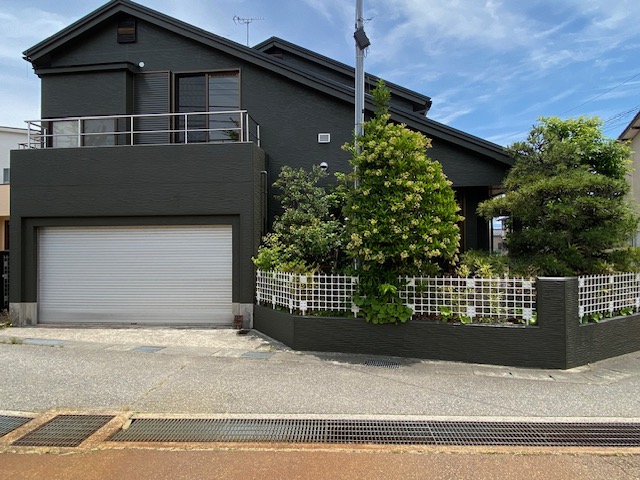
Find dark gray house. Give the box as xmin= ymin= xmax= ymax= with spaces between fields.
xmin=10 ymin=0 xmax=511 ymax=327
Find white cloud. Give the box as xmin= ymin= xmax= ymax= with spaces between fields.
xmin=0 ymin=9 xmax=69 ymax=60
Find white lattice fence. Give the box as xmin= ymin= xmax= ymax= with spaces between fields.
xmin=256 ymin=270 xmax=537 ymax=322
xmin=400 ymin=276 xmax=536 ymax=323
xmin=578 ymin=273 xmax=640 ymax=319
xmin=256 ymin=270 xmax=358 ymax=314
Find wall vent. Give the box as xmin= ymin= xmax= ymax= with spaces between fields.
xmin=318 ymin=133 xmax=331 ymax=144
xmin=118 ymin=19 xmax=137 ymax=43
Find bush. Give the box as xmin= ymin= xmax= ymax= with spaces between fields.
xmin=253 ymin=165 xmax=347 ymax=273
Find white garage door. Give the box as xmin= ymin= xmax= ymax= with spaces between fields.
xmin=38 ymin=225 xmax=233 ymax=325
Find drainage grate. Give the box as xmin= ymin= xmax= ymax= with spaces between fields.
xmin=108 ymin=418 xmax=640 ymax=447
xmin=12 ymin=415 xmax=114 ymax=447
xmin=132 ymin=346 xmax=165 ymax=353
xmin=364 ymin=359 xmax=400 ymax=369
xmin=23 ymin=338 xmax=64 ymax=347
xmin=240 ymin=351 xmax=274 ymax=359
xmin=0 ymin=415 xmax=33 ymax=438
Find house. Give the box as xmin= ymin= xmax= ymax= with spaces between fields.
xmin=0 ymin=126 xmax=28 ymax=251
xmin=0 ymin=126 xmax=25 ymax=310
xmin=10 ymin=0 xmax=512 ymax=327
xmin=620 ymin=110 xmax=640 ymax=245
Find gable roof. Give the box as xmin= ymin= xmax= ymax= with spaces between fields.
xmin=23 ymin=0 xmax=510 ymax=165
xmin=619 ymin=110 xmax=640 ymax=141
xmin=254 ymin=36 xmax=432 ymax=115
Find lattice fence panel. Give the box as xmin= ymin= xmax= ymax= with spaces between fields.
xmin=400 ymin=277 xmax=536 ymax=323
xmin=256 ymin=270 xmax=358 ymax=315
xmin=257 ymin=270 xmax=536 ymax=322
xmin=578 ymin=273 xmax=640 ymax=319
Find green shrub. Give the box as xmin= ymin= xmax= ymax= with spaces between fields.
xmin=342 ymin=80 xmax=462 ymax=324
xmin=253 ymin=165 xmax=347 ymax=273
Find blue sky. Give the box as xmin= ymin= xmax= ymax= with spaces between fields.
xmin=1 ymin=0 xmax=639 ymax=145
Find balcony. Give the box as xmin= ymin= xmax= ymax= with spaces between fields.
xmin=23 ymin=111 xmax=260 ymax=149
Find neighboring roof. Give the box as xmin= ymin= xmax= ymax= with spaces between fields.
xmin=254 ymin=36 xmax=432 ymax=114
xmin=619 ymin=110 xmax=640 ymax=141
xmin=0 ymin=126 xmax=28 ymax=134
xmin=23 ymin=0 xmax=509 ymax=164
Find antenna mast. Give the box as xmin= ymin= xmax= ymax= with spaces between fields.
xmin=233 ymin=15 xmax=264 ymax=46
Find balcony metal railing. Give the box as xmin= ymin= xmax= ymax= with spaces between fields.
xmin=22 ymin=110 xmax=260 ymax=149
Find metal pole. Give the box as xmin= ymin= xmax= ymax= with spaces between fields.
xmin=355 ymin=0 xmax=365 ymax=167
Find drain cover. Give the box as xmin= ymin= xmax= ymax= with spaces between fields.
xmin=23 ymin=338 xmax=64 ymax=346
xmin=364 ymin=359 xmax=400 ymax=369
xmin=108 ymin=418 xmax=640 ymax=447
xmin=12 ymin=415 xmax=114 ymax=447
xmin=0 ymin=415 xmax=33 ymax=437
xmin=240 ymin=351 xmax=274 ymax=359
xmin=132 ymin=346 xmax=165 ymax=353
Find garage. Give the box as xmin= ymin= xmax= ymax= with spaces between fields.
xmin=37 ymin=225 xmax=233 ymax=325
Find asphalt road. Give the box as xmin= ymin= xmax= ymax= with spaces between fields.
xmin=1 ymin=327 xmax=640 ymax=417
xmin=2 ymin=327 xmax=640 ymax=479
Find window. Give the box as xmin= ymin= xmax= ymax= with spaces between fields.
xmin=2 ymin=169 xmax=9 ymax=185
xmin=52 ymin=120 xmax=79 ymax=148
xmin=175 ymin=71 xmax=240 ymax=143
xmin=82 ymin=119 xmax=116 ymax=146
xmin=51 ymin=119 xmax=116 ymax=148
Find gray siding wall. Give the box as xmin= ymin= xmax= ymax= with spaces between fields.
xmin=42 ymin=71 xmax=133 ymax=118
xmin=10 ymin=143 xmax=265 ymax=305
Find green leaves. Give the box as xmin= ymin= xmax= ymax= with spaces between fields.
xmin=342 ymin=85 xmax=462 ymax=279
xmin=342 ymin=80 xmax=462 ymax=324
xmin=479 ymin=116 xmax=639 ymax=276
xmin=253 ymin=165 xmax=347 ymax=274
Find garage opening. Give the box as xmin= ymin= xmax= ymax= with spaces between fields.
xmin=38 ymin=225 xmax=232 ymax=325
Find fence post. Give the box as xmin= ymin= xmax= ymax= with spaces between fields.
xmin=536 ymin=277 xmax=579 ymax=369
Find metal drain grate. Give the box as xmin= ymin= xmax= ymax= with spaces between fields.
xmin=12 ymin=415 xmax=114 ymax=447
xmin=108 ymin=418 xmax=640 ymax=447
xmin=364 ymin=359 xmax=400 ymax=369
xmin=132 ymin=346 xmax=164 ymax=353
xmin=23 ymin=338 xmax=64 ymax=346
xmin=240 ymin=351 xmax=274 ymax=359
xmin=0 ymin=415 xmax=33 ymax=437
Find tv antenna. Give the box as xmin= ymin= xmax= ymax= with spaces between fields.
xmin=233 ymin=15 xmax=264 ymax=46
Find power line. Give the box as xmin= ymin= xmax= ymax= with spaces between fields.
xmin=492 ymin=71 xmax=640 ymax=143
xmin=558 ymin=71 xmax=640 ymax=116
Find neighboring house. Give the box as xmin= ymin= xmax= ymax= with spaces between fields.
xmin=10 ymin=0 xmax=512 ymax=327
xmin=0 ymin=126 xmax=27 ymax=251
xmin=620 ymin=110 xmax=640 ymax=246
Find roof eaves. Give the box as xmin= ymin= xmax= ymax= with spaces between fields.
xmin=619 ymin=110 xmax=640 ymax=141
xmin=387 ymin=106 xmax=511 ymax=165
xmin=24 ymin=0 xmax=122 ymax=60
xmin=254 ymin=36 xmax=432 ymax=108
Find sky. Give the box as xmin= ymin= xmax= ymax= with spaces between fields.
xmin=1 ymin=0 xmax=639 ymax=145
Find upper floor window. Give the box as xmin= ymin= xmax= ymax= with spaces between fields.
xmin=175 ymin=71 xmax=240 ymax=143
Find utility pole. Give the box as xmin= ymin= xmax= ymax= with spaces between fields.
xmin=353 ymin=0 xmax=370 ymax=188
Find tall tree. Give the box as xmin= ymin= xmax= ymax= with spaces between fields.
xmin=342 ymin=80 xmax=463 ymax=323
xmin=479 ymin=116 xmax=638 ymax=275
